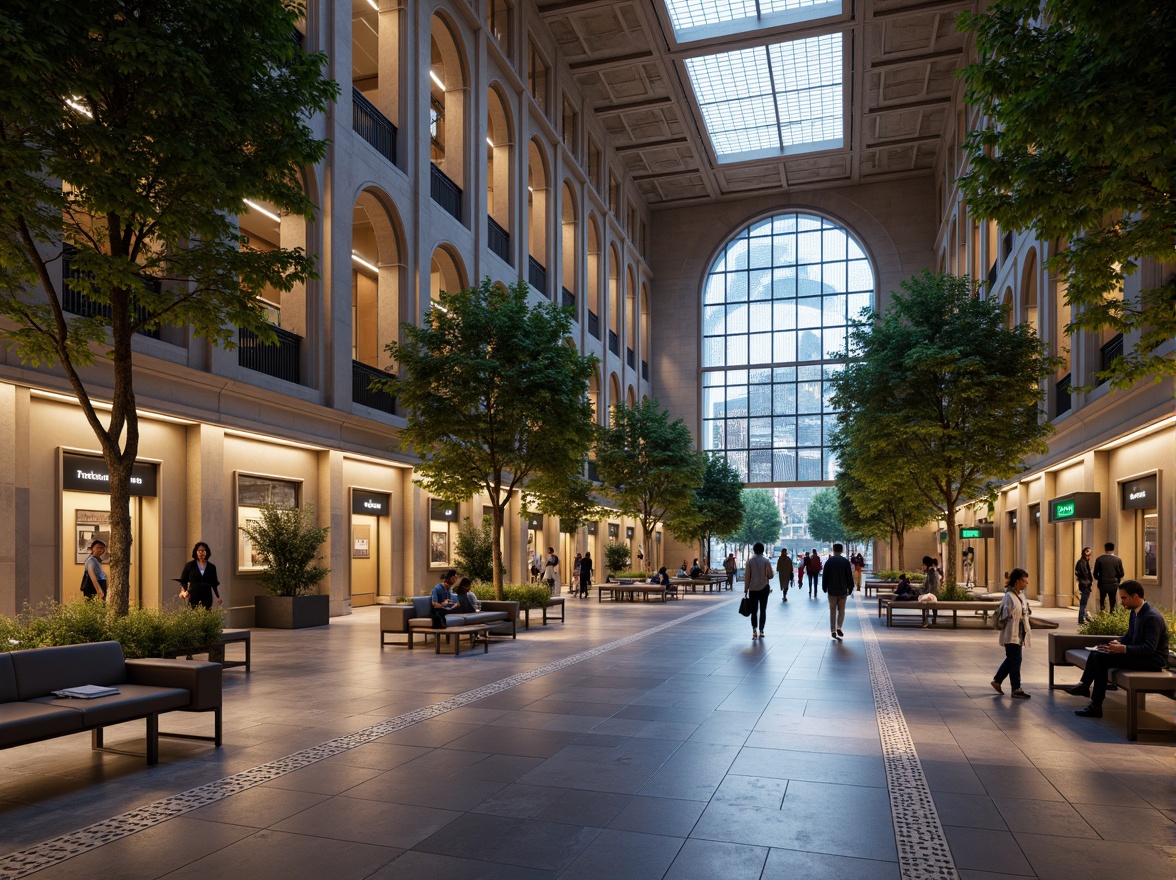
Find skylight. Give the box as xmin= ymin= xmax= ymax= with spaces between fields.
xmin=664 ymin=0 xmax=842 ymax=42
xmin=684 ymin=33 xmax=843 ymax=163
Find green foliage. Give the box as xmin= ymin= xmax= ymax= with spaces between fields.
xmin=239 ymin=504 xmax=330 ymax=596
xmin=938 ymin=583 xmax=982 ymax=602
xmin=453 ymin=517 xmax=494 ymax=583
xmin=613 ymin=571 xmax=649 ymax=580
xmin=876 ymin=570 xmax=926 ymax=584
xmin=0 ymin=601 xmax=224 ymax=658
xmin=469 ymin=582 xmax=553 ymax=611
xmin=806 ymin=488 xmax=844 ymax=545
xmin=958 ymin=0 xmax=1176 ymax=389
xmin=830 ymin=271 xmax=1059 ymax=588
xmin=670 ymin=452 xmax=743 ymax=556
xmin=723 ymin=489 xmax=783 ymax=549
xmin=603 ymin=541 xmax=632 ymax=574
xmin=522 ymin=473 xmax=605 ymax=535
xmin=594 ymin=399 xmax=706 ymax=562
xmin=1079 ymin=604 xmax=1176 ymax=637
xmin=380 ymin=279 xmax=596 ymax=596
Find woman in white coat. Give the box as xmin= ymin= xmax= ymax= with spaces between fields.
xmin=991 ymin=568 xmax=1032 ymax=699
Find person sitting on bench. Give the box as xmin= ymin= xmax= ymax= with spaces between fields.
xmin=893 ymin=574 xmax=917 ymax=602
xmin=1065 ymin=580 xmax=1170 ymax=718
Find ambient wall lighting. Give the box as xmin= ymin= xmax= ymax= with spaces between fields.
xmin=351 ymin=252 xmax=379 ymax=274
xmin=429 ymin=70 xmax=445 ymax=92
xmin=242 ymin=199 xmax=281 ymax=223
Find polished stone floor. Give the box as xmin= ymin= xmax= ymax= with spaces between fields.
xmin=0 ymin=589 xmax=1171 ymax=880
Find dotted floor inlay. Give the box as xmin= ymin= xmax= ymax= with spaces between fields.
xmin=0 ymin=602 xmax=725 ymax=880
xmin=856 ymin=600 xmax=959 ymax=880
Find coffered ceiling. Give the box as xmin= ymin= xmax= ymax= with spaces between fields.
xmin=536 ymin=0 xmax=973 ymax=208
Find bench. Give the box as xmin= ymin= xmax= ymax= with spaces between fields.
xmin=522 ymin=597 xmax=565 ymax=629
xmin=1047 ymin=633 xmax=1176 ymax=741
xmin=885 ymin=599 xmax=1003 ymax=628
xmin=410 ymin=624 xmax=493 ymax=655
xmin=175 ymin=628 xmax=251 ymax=672
xmin=380 ymin=597 xmax=518 ymax=647
xmin=1 ymin=641 xmax=222 ymax=764
xmin=597 ymin=584 xmax=667 ymax=603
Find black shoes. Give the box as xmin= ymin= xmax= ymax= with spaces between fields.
xmin=1011 ymin=689 xmax=1031 ymax=699
xmin=1064 ymin=684 xmax=1091 ymax=698
xmin=1075 ymin=704 xmax=1103 ymax=718
xmin=831 ymin=631 xmax=842 ymax=641
xmin=836 ymin=629 xmax=844 ymax=638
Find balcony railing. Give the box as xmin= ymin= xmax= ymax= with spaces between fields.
xmin=528 ymin=256 xmax=547 ymax=295
xmin=641 ymin=359 xmax=648 ymax=381
xmin=561 ymin=287 xmax=576 ymax=311
xmin=352 ymin=88 xmax=396 ymax=166
xmin=1002 ymin=231 xmax=1014 ymax=260
xmin=352 ymin=360 xmax=395 ymax=414
xmin=587 ymin=310 xmax=600 ymax=339
xmin=608 ymin=330 xmax=619 ymax=355
xmin=61 ymin=247 xmax=159 ymax=339
xmin=1099 ymin=333 xmax=1123 ymax=381
xmin=1055 ymin=373 xmax=1071 ymax=416
xmin=430 ymin=163 xmax=462 ymax=220
xmin=239 ymin=324 xmax=301 ymax=383
xmin=487 ymin=216 xmax=511 ymax=264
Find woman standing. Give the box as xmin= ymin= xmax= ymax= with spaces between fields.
xmin=179 ymin=542 xmax=222 ymax=609
xmin=578 ymin=551 xmax=593 ymax=598
xmin=991 ymin=568 xmax=1031 ymax=699
xmin=81 ymin=539 xmax=107 ymax=600
xmin=1074 ymin=547 xmax=1094 ymax=624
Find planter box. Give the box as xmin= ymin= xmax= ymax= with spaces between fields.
xmin=254 ymin=594 xmax=330 ymax=629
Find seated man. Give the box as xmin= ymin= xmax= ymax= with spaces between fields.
xmin=430 ymin=569 xmax=460 ymax=627
xmin=893 ymin=574 xmax=917 ymax=601
xmin=1065 ymin=580 xmax=1170 ymax=718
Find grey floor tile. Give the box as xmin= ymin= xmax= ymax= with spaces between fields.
xmin=663 ymin=839 xmax=769 ymax=880
xmin=991 ymin=797 xmax=1096 ymax=839
xmin=344 ymin=771 xmax=506 ymax=811
xmin=943 ymin=827 xmax=1034 ymax=875
xmin=557 ymin=828 xmax=684 ymax=879
xmin=761 ymin=848 xmax=901 ymax=880
xmin=730 ymin=746 xmax=887 ymax=787
xmin=608 ymin=795 xmax=707 ymax=837
xmin=364 ymin=850 xmax=555 ymax=880
xmin=1074 ymin=802 xmax=1176 ymax=843
xmin=638 ymin=741 xmax=741 ymax=800
xmin=258 ymin=762 xmax=382 ymax=796
xmin=187 ymin=785 xmax=329 ymax=829
xmin=932 ymin=791 xmax=1007 ymax=831
xmin=1014 ymin=830 xmax=1175 ymax=880
xmin=156 ymin=828 xmax=400 ymax=880
xmin=413 ymin=812 xmax=600 ymax=872
xmin=270 ymin=794 xmax=460 ymax=848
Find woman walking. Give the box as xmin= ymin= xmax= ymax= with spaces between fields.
xmin=179 ymin=542 xmax=222 ymax=609
xmin=991 ymin=568 xmax=1032 ymax=699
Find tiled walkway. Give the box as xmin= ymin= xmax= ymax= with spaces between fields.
xmin=0 ymin=590 xmax=1171 ymax=879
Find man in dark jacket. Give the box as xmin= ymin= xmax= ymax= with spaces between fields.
xmin=822 ymin=543 xmax=855 ymax=641
xmin=1092 ymin=542 xmax=1124 ymax=612
xmin=1066 ymin=580 xmax=1170 ymax=718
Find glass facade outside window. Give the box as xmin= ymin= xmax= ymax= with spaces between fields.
xmin=701 ymin=212 xmax=873 ymax=483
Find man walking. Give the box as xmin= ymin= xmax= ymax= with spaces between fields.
xmin=1065 ymin=581 xmax=1169 ymax=718
xmin=744 ymin=542 xmax=773 ymax=639
xmin=776 ymin=550 xmax=793 ymax=602
xmin=1093 ymin=542 xmax=1124 ymax=612
xmin=823 ymin=543 xmax=855 ymax=641
xmin=805 ymin=549 xmax=822 ymax=597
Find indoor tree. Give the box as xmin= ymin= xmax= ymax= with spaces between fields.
xmin=722 ymin=488 xmax=783 ymax=554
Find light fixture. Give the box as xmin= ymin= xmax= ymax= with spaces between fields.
xmin=242 ymin=199 xmax=281 ymax=223
xmin=351 ymin=252 xmax=379 ymax=274
xmin=486 ymin=137 xmax=494 ymax=148
xmin=366 ymin=0 xmax=378 ymax=10
xmin=429 ymin=70 xmax=445 ymax=92
xmin=65 ymin=97 xmax=92 ymax=118
xmin=432 ymin=301 xmax=449 ymax=313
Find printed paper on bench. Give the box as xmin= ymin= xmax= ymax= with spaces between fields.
xmin=52 ymin=685 xmax=121 ymax=699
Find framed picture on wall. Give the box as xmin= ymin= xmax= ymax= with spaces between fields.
xmin=353 ymin=525 xmax=371 ymax=559
xmin=238 ymin=516 xmax=265 ymax=572
xmin=75 ymin=510 xmax=111 ymax=563
xmin=430 ymin=530 xmax=449 ymax=565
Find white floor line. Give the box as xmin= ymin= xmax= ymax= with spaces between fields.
xmin=856 ymin=599 xmax=960 ymax=880
xmin=0 ymin=601 xmax=727 ymax=880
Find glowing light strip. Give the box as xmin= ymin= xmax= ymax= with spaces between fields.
xmin=351 ymin=252 xmax=379 ymax=273
xmin=242 ymin=199 xmax=281 ymax=222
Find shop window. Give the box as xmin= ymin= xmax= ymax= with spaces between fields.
xmin=430 ymin=498 xmax=460 ymax=567
xmin=237 ymin=474 xmax=299 ymax=574
xmin=1141 ymin=512 xmax=1158 ymax=579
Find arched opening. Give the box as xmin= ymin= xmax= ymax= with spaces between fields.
xmin=486 ymin=85 xmax=512 ymax=263
xmin=430 ymin=246 xmax=466 ymax=317
xmin=560 ymin=181 xmax=578 ymax=312
xmin=352 ymin=0 xmax=400 ymax=138
xmin=351 ymin=189 xmax=403 ymax=370
xmin=607 ymin=244 xmax=620 ymax=355
xmin=587 ymin=215 xmax=601 ymax=339
xmin=238 ymin=193 xmax=308 ymax=338
xmin=527 ymin=139 xmax=550 ymax=296
xmin=608 ymin=372 xmax=621 ymax=422
xmin=626 ymin=385 xmax=636 ymax=408
xmin=640 ymin=283 xmax=650 ymax=380
xmin=625 ymin=266 xmax=636 ymax=369
xmin=1002 ymin=287 xmax=1014 ymax=330
xmin=1021 ymin=249 xmax=1038 ymax=332
xmin=701 ymin=211 xmax=874 ymax=484
xmin=429 ymin=15 xmax=467 ymax=194
xmin=588 ymin=367 xmax=600 ymax=424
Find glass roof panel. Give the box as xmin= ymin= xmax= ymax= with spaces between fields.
xmin=665 ymin=0 xmax=842 ymax=42
xmin=684 ymin=33 xmax=843 ymax=163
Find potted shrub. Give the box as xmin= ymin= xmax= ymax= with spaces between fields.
xmin=604 ymin=541 xmax=631 ymax=581
xmin=240 ymin=504 xmax=331 ymax=628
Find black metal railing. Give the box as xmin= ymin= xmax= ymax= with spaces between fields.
xmin=352 ymin=360 xmax=395 ymax=414
xmin=626 ymin=347 xmax=635 ymax=368
xmin=987 ymin=260 xmax=998 ymax=286
xmin=430 ymin=163 xmax=462 ymax=220
xmin=238 ymin=324 xmax=301 ymax=383
xmin=1099 ymin=333 xmax=1123 ymax=381
xmin=641 ymin=359 xmax=648 ymax=380
xmin=352 ymin=87 xmax=396 ymax=166
xmin=608 ymin=330 xmax=619 ymax=355
xmin=1055 ymin=373 xmax=1071 ymax=416
xmin=61 ymin=247 xmax=159 ymax=338
xmin=561 ymin=287 xmax=576 ymax=311
xmin=588 ymin=310 xmax=600 ymax=338
xmin=528 ymin=256 xmax=547 ymax=295
xmin=487 ymin=216 xmax=511 ymax=264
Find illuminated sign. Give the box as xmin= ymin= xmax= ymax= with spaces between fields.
xmin=959 ymin=524 xmax=995 ymax=539
xmin=1048 ymin=492 xmax=1100 ymax=523
xmin=1121 ymin=475 xmax=1157 ymax=510
xmin=62 ymin=452 xmax=157 ymax=496
xmin=351 ymin=490 xmax=389 ymax=516
xmin=429 ymin=499 xmax=460 ymax=522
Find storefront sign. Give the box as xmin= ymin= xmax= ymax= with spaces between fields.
xmin=62 ymin=452 xmax=157 ymax=496
xmin=352 ymin=490 xmax=389 ymax=516
xmin=1048 ymin=492 xmax=1100 ymax=523
xmin=626 ymin=526 xmax=634 ymax=539
xmin=527 ymin=515 xmax=544 ymax=529
xmin=429 ymin=499 xmax=459 ymax=522
xmin=959 ymin=524 xmax=995 ymax=539
xmin=586 ymin=522 xmax=597 ymax=535
xmin=1121 ymin=475 xmax=1157 ymax=510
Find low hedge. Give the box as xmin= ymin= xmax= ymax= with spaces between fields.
xmin=1079 ymin=604 xmax=1176 ymax=637
xmin=874 ymin=570 xmax=926 ymax=583
xmin=470 ymin=582 xmax=554 ymax=611
xmin=0 ymin=600 xmax=225 ymax=659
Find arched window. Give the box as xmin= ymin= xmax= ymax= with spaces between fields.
xmin=587 ymin=215 xmax=601 ymax=339
xmin=527 ymin=139 xmax=549 ymax=295
xmin=430 ymin=246 xmax=465 ymax=317
xmin=640 ymin=282 xmax=650 ymax=380
xmin=351 ymin=189 xmax=403 ymax=370
xmin=560 ymin=181 xmax=577 ymax=310
xmin=701 ymin=212 xmax=874 ymax=483
xmin=625 ymin=266 xmax=636 ymax=366
xmin=429 ymin=16 xmax=467 ymax=191
xmin=486 ymin=86 xmax=512 ymax=262
xmin=607 ymin=244 xmax=620 ymax=355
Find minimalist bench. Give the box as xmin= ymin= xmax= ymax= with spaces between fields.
xmin=409 ymin=624 xmax=493 ymax=655
xmin=522 ymin=597 xmax=566 ymax=629
xmin=885 ymin=599 xmax=1002 ymax=628
xmin=597 ymin=584 xmax=667 ymax=603
xmin=176 ymin=628 xmax=251 ymax=672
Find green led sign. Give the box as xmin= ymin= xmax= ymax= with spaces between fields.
xmin=961 ymin=528 xmax=982 ymax=539
xmin=958 ymin=524 xmax=994 ymax=539
xmin=1052 ymin=500 xmax=1076 ymax=520
xmin=1047 ymin=492 xmax=1101 ymax=523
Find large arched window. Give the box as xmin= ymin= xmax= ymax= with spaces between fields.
xmin=701 ymin=212 xmax=873 ymax=484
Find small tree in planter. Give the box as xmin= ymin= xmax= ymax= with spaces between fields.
xmin=240 ymin=504 xmax=331 ymax=628
xmin=604 ymin=541 xmax=631 ymax=580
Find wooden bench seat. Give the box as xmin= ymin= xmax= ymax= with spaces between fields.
xmin=885 ymin=599 xmax=1002 ymax=628
xmin=597 ymin=584 xmax=667 ymax=603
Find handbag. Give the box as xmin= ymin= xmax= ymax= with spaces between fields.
xmin=738 ymin=596 xmax=753 ymax=617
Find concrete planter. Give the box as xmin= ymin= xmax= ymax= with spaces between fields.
xmin=254 ymin=594 xmax=330 ymax=629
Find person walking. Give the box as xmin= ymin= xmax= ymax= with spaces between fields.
xmin=1074 ymin=546 xmax=1094 ymax=624
xmin=1093 ymin=542 xmax=1124 ymax=613
xmin=743 ymin=542 xmax=773 ymax=639
xmin=804 ymin=549 xmax=822 ymax=597
xmin=724 ymin=553 xmax=737 ymax=589
xmin=991 ymin=568 xmax=1032 ymax=699
xmin=850 ymin=550 xmax=865 ymax=591
xmin=822 ymin=543 xmax=855 ymax=641
xmin=80 ymin=539 xmax=107 ymax=601
xmin=578 ymin=551 xmax=593 ymax=599
xmin=178 ymin=541 xmax=222 ymax=609
xmin=776 ymin=550 xmax=793 ymax=602
xmin=543 ymin=547 xmax=560 ymax=595
xmin=920 ymin=555 xmax=941 ymax=627
xmin=1066 ymin=580 xmax=1169 ymax=718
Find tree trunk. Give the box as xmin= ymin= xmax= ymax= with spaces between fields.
xmin=896 ymin=530 xmax=905 ymax=572
xmin=104 ymin=454 xmax=135 ymax=617
xmin=102 ymin=281 xmax=139 ymax=618
xmin=489 ymin=496 xmax=505 ymax=599
xmin=943 ymin=505 xmax=958 ymax=588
